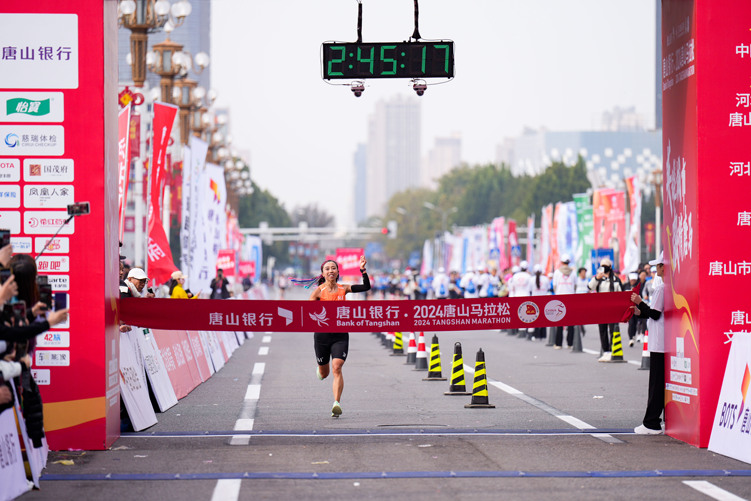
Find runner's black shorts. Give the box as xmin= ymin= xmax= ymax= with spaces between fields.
xmin=314 ymin=332 xmax=349 ymax=365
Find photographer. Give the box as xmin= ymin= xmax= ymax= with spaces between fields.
xmin=588 ymin=257 xmax=624 ymax=362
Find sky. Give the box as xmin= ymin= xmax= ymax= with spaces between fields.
xmin=211 ymin=0 xmax=657 ymax=228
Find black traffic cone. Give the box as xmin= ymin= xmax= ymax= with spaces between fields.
xmin=465 ymin=348 xmax=495 ymax=408
xmin=445 ymin=342 xmax=472 ymax=395
xmin=423 ymin=334 xmax=447 ymax=381
xmin=572 ymin=326 xmax=583 ymax=353
xmin=405 ymin=332 xmax=417 ymax=365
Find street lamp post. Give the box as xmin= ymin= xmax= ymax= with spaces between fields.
xmin=118 ymin=0 xmax=192 ymax=87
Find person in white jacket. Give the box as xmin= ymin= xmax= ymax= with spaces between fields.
xmin=432 ymin=267 xmax=450 ymax=299
xmin=552 ymin=255 xmax=576 ymax=348
xmin=530 ymin=264 xmax=550 ymax=340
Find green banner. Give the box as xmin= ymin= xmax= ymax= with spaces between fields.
xmin=6 ymin=97 xmax=50 ymax=116
xmin=573 ymin=193 xmax=594 ymax=269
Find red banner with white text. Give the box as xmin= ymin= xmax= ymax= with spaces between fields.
xmin=120 ymin=292 xmax=633 ymax=333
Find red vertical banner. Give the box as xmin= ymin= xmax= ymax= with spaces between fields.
xmin=147 ymin=102 xmax=178 ymax=285
xmin=662 ymin=0 xmax=751 ymax=447
xmin=592 ymin=188 xmax=614 ymax=249
xmin=507 ymin=220 xmax=519 ymax=267
xmin=335 ymin=247 xmax=364 ymax=282
xmin=608 ymin=191 xmax=626 ymax=272
xmin=0 ymin=1 xmax=120 ymax=450
xmin=216 ymin=249 xmax=237 ymax=280
xmin=117 ymin=105 xmax=131 ymax=241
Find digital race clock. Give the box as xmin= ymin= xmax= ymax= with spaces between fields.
xmin=321 ymin=41 xmax=454 ymax=80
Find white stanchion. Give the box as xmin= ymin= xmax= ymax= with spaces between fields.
xmin=10 ymin=384 xmax=47 ymax=488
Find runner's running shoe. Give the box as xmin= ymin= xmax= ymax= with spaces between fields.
xmin=331 ymin=401 xmax=342 ymax=417
xmin=316 ymin=367 xmax=324 ymax=380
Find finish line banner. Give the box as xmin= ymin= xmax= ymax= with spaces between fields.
xmin=120 ymin=292 xmax=632 ymax=333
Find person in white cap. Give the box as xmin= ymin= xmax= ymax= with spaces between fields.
xmin=588 ymin=257 xmax=623 ymax=361
xmin=120 ymin=268 xmax=154 ymax=298
xmin=432 ymin=267 xmax=450 ymax=299
xmin=169 ymin=270 xmax=197 ymax=299
xmin=530 ymin=264 xmax=550 ymax=340
xmin=631 ymin=251 xmax=667 ymax=434
xmin=552 ymin=255 xmax=576 ymax=348
xmin=460 ymin=268 xmax=479 ymax=298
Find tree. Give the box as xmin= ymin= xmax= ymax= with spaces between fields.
xmin=290 ymin=203 xmax=335 ymax=228
xmin=236 ymin=181 xmax=293 ymax=268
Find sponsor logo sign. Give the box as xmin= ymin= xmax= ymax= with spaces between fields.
xmin=35 ymin=349 xmax=70 ymax=367
xmin=23 ymin=210 xmax=74 ymax=235
xmin=0 ymin=14 xmax=78 ymax=89
xmin=31 ymin=369 xmax=51 ymax=386
xmin=0 ymin=158 xmax=20 ymax=181
xmin=0 ymin=211 xmax=21 ymax=233
xmin=23 ymin=158 xmax=73 ymax=182
xmin=0 ymin=92 xmax=64 ymax=122
xmin=45 ymin=274 xmax=69 ymax=291
xmin=36 ymin=255 xmax=70 ymax=273
xmin=10 ymin=236 xmax=32 ymax=254
xmin=23 ymin=184 xmax=73 ymax=208
xmin=517 ymin=301 xmax=540 ymax=323
xmin=0 ymin=125 xmax=64 ymax=156
xmin=544 ymin=299 xmax=567 ymax=322
xmin=36 ymin=330 xmax=69 ymax=348
xmin=34 ymin=236 xmax=68 ymax=254
xmin=0 ymin=185 xmax=20 ymax=208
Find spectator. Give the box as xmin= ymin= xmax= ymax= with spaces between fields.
xmin=169 ymin=270 xmax=196 ymax=299
xmin=448 ymin=271 xmax=462 ymax=299
xmin=574 ymin=267 xmax=589 ymax=339
xmin=631 ymin=251 xmax=666 ymax=434
xmin=476 ymin=268 xmax=491 ymax=298
xmin=486 ymin=268 xmax=501 ymax=298
xmin=120 ymin=268 xmax=154 ymax=298
xmin=210 ymin=269 xmax=231 ymax=299
xmin=530 ymin=264 xmax=550 ymax=340
xmin=507 ymin=263 xmax=532 ymax=336
xmin=588 ymin=257 xmax=624 ymax=361
xmin=432 ymin=267 xmax=450 ymax=299
xmin=552 ymin=255 xmax=576 ymax=349
xmin=459 ymin=268 xmax=479 ymax=299
xmin=626 ymin=271 xmax=648 ymax=346
xmin=242 ymin=275 xmax=253 ymax=292
xmin=277 ymin=272 xmax=288 ymax=298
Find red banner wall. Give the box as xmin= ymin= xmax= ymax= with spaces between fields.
xmin=120 ymin=293 xmax=633 ymax=333
xmin=662 ymin=0 xmax=751 ymax=447
xmin=0 ymin=1 xmax=120 ymax=450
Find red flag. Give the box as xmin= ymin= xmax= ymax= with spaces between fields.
xmin=147 ymin=102 xmax=179 ymax=284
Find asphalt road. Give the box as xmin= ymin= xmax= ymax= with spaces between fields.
xmin=22 ymin=290 xmax=751 ymax=501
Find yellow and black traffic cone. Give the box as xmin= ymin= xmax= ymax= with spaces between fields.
xmin=465 ymin=348 xmax=495 ymax=408
xmin=391 ymin=331 xmax=405 ymax=356
xmin=638 ymin=330 xmax=650 ymax=370
xmin=445 ymin=342 xmax=472 ymax=395
xmin=608 ymin=326 xmax=627 ymax=363
xmin=405 ymin=332 xmax=417 ymax=365
xmin=423 ymin=334 xmax=447 ymax=381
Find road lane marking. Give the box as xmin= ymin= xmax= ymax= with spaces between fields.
xmin=683 ymin=481 xmax=747 ymax=501
xmin=258 ymin=346 xmax=269 ymax=356
xmin=262 ymin=335 xmax=272 ymax=343
xmin=210 ymin=479 xmax=241 ymax=501
xmin=465 ymin=364 xmax=621 ymax=443
xmin=244 ymin=384 xmax=261 ymax=401
xmin=252 ymin=362 xmax=265 ymax=375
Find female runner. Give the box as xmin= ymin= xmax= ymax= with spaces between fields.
xmin=308 ymin=255 xmax=370 ymax=417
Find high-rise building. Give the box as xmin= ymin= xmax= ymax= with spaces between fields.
xmin=118 ymin=1 xmax=211 ymax=91
xmin=364 ymin=95 xmax=421 ymax=217
xmin=422 ymin=134 xmax=462 ymax=189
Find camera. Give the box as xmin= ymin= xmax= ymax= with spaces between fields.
xmin=412 ymin=80 xmax=427 ymax=96
xmin=0 ymin=269 xmax=10 ymax=284
xmin=0 ymin=228 xmax=10 ymax=249
xmin=39 ymin=283 xmax=52 ymax=309
xmin=350 ymin=81 xmax=365 ymax=98
xmin=67 ymin=201 xmax=90 ymax=217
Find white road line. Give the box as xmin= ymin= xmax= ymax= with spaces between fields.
xmin=258 ymin=346 xmax=269 ymax=356
xmin=262 ymin=335 xmax=272 ymax=343
xmin=234 ymin=418 xmax=254 ymax=431
xmin=245 ymin=384 xmax=261 ymax=401
xmin=583 ymin=347 xmax=640 ymax=366
xmin=252 ymin=362 xmax=265 ymax=375
xmin=210 ymin=479 xmax=241 ymax=501
xmin=683 ymin=480 xmax=748 ymax=501
xmin=465 ymin=363 xmax=613 ymax=441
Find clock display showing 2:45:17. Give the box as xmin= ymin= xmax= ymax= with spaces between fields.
xmin=322 ymin=41 xmax=454 ymax=80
